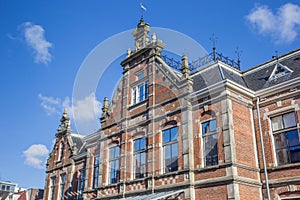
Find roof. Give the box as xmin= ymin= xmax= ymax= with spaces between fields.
xmin=243 ymin=50 xmax=300 ymax=91
xmin=191 ymin=48 xmax=300 ymax=93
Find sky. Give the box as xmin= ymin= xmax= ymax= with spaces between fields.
xmin=0 ymin=0 xmax=300 ymax=189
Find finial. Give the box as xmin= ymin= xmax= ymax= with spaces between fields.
xmin=151 ymin=33 xmax=157 ymax=42
xmin=101 ymin=97 xmax=110 ymax=121
xmin=181 ymin=55 xmax=190 ymax=79
xmin=210 ymin=34 xmax=218 ymax=61
xmin=235 ymin=47 xmax=242 ymax=69
xmin=126 ymin=48 xmax=132 ymax=58
xmin=63 ymin=108 xmax=67 ymax=117
xmin=59 ymin=108 xmax=71 ymax=131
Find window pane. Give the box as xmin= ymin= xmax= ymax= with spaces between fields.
xmin=274 ymin=133 xmax=288 ymax=149
xmin=290 ymin=145 xmax=300 ymax=163
xmin=286 ymin=130 xmax=300 ymax=147
xmin=137 ymin=72 xmax=144 ymax=80
xmin=202 ymin=119 xmax=216 ymax=134
xmin=110 ymin=146 xmax=119 ymax=159
xmin=95 ymin=156 xmax=99 ymax=165
xmin=283 ymin=112 xmax=296 ymax=129
xmin=171 ymin=127 xmax=178 ymax=141
xmin=210 ymin=119 xmax=217 ymax=132
xmin=171 ymin=143 xmax=178 ymax=171
xmin=163 ymin=130 xmax=170 ymax=143
xmin=204 ymin=133 xmax=218 ymax=166
xmin=271 ymin=116 xmax=283 ymax=131
xmin=276 ymin=149 xmax=289 ymax=165
xmin=145 ymin=82 xmax=149 ymax=99
xmin=133 ymin=87 xmax=137 ymax=104
xmin=134 ymin=138 xmax=146 ymax=152
xmin=139 ymin=84 xmax=144 ymax=102
xmin=134 ymin=140 xmax=139 ymax=152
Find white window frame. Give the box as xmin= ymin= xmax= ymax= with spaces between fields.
xmin=270 ymin=111 xmax=300 ymax=166
xmin=201 ymin=118 xmax=218 ymax=167
xmin=77 ymin=169 xmax=85 ymax=200
xmin=132 ymin=81 xmax=149 ymax=104
xmin=163 ymin=126 xmax=178 ymax=173
xmin=92 ymin=156 xmax=100 ymax=189
xmin=133 ymin=137 xmax=147 ymax=179
xmin=58 ymin=173 xmax=66 ymax=200
xmin=109 ymin=146 xmax=120 ymax=184
xmin=49 ymin=176 xmax=56 ymax=200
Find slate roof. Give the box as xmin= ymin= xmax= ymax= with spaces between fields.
xmin=191 ymin=48 xmax=300 ymax=92
xmin=192 ymin=65 xmax=223 ymax=91
xmin=243 ymin=49 xmax=300 ymax=91
xmin=69 ymin=133 xmax=85 ymax=154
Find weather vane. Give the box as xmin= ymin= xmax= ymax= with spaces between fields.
xmin=210 ymin=33 xmax=218 ymax=50
xmin=140 ymin=1 xmax=147 ymax=19
xmin=235 ymin=47 xmax=242 ymax=60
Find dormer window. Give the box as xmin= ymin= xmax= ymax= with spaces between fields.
xmin=269 ymin=63 xmax=293 ymax=81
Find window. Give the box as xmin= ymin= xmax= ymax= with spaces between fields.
xmin=58 ymin=143 xmax=64 ymax=161
xmin=136 ymin=72 xmax=144 ymax=80
xmin=163 ymin=127 xmax=178 ymax=173
xmin=59 ymin=174 xmax=66 ymax=200
xmin=132 ymin=81 xmax=149 ymax=104
xmin=133 ymin=137 xmax=146 ymax=179
xmin=271 ymin=112 xmax=300 ymax=165
xmin=109 ymin=146 xmax=120 ymax=184
xmin=93 ymin=156 xmax=99 ymax=189
xmin=202 ymin=119 xmax=218 ymax=166
xmin=49 ymin=176 xmax=56 ymax=200
xmin=77 ymin=169 xmax=85 ymax=200
xmin=1 ymin=185 xmax=5 ymax=191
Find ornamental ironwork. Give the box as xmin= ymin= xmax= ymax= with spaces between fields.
xmin=161 ymin=50 xmax=240 ymax=74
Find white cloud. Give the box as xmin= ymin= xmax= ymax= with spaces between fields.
xmin=23 ymin=144 xmax=49 ymax=169
xmin=38 ymin=92 xmax=101 ymax=122
xmin=22 ymin=22 xmax=52 ymax=64
xmin=246 ymin=3 xmax=300 ymax=43
xmin=38 ymin=93 xmax=61 ymax=115
xmin=71 ymin=93 xmax=102 ymax=122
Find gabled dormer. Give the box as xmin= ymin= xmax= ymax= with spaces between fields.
xmin=269 ymin=61 xmax=293 ymax=81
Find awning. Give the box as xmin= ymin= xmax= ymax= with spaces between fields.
xmin=115 ymin=189 xmax=185 ymax=200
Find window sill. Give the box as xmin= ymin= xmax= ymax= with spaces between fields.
xmin=155 ymin=169 xmax=188 ymax=179
xmin=128 ymin=99 xmax=148 ymax=110
xmin=268 ymin=162 xmax=300 ymax=171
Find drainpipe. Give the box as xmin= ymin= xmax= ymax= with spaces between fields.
xmin=256 ymin=97 xmax=271 ymax=200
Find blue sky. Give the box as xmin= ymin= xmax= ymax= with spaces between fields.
xmin=0 ymin=0 xmax=300 ymax=189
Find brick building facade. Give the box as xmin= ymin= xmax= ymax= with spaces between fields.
xmin=43 ymin=19 xmax=300 ymax=200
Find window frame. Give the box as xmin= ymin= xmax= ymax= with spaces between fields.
xmin=133 ymin=137 xmax=147 ymax=179
xmin=163 ymin=126 xmax=179 ymax=173
xmin=58 ymin=173 xmax=66 ymax=200
xmin=201 ymin=118 xmax=219 ymax=167
xmin=92 ymin=156 xmax=100 ymax=189
xmin=270 ymin=112 xmax=300 ymax=166
xmin=49 ymin=176 xmax=56 ymax=200
xmin=77 ymin=169 xmax=85 ymax=200
xmin=109 ymin=146 xmax=120 ymax=184
xmin=132 ymin=81 xmax=149 ymax=105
